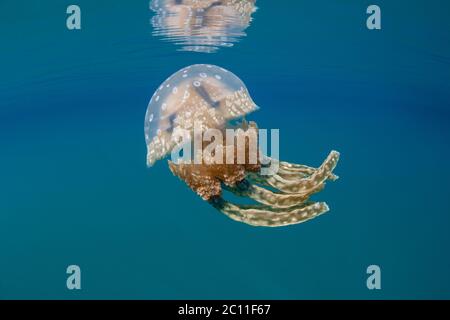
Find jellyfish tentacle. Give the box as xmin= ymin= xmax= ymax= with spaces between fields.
xmin=246 ymin=172 xmax=277 ymax=188
xmin=281 ymin=161 xmax=318 ymax=171
xmin=278 ymin=165 xmax=339 ymax=181
xmin=277 ymin=169 xmax=339 ymax=183
xmin=277 ymin=168 xmax=310 ymax=180
xmin=266 ymin=158 xmax=339 ymax=181
xmin=257 ymin=151 xmax=340 ymax=194
xmin=247 ymin=172 xmax=327 ymax=193
xmin=247 ymin=171 xmax=313 ymax=188
xmin=224 ymin=180 xmax=324 ymax=209
xmin=209 ymin=197 xmax=330 ymax=227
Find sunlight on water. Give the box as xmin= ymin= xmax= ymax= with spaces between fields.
xmin=150 ymin=0 xmax=257 ymax=53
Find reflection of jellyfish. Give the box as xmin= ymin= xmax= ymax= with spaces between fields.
xmin=145 ymin=65 xmax=340 ymax=227
xmin=150 ymin=0 xmax=257 ymax=52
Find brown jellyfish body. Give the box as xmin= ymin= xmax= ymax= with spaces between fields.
xmin=150 ymin=0 xmax=257 ymax=52
xmin=145 ymin=64 xmax=340 ymax=227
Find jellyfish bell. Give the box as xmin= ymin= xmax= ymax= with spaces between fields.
xmin=144 ymin=65 xmax=340 ymax=227
xmin=150 ymin=0 xmax=257 ymax=52
xmin=145 ymin=64 xmax=258 ymax=167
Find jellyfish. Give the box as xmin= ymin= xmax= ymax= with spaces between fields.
xmin=150 ymin=0 xmax=257 ymax=52
xmin=145 ymin=64 xmax=340 ymax=227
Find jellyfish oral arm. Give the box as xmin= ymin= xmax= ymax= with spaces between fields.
xmin=210 ymin=197 xmax=330 ymax=227
xmin=168 ymin=148 xmax=340 ymax=227
xmin=248 ymin=151 xmax=340 ymax=194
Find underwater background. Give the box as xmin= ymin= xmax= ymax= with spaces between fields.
xmin=1 ymin=0 xmax=450 ymax=299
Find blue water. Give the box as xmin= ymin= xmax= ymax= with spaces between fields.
xmin=1 ymin=0 xmax=450 ymax=299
